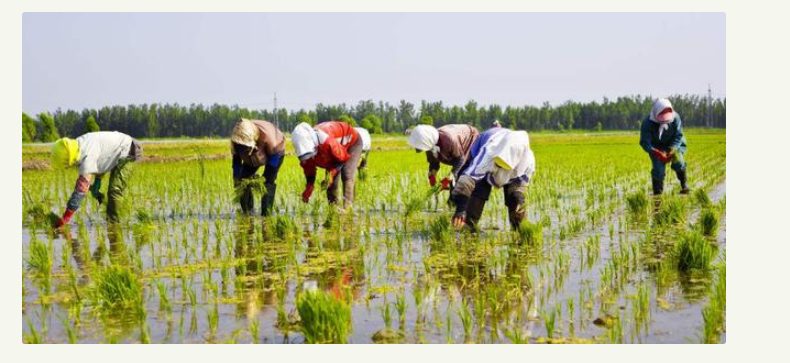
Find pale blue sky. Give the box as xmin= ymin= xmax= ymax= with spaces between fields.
xmin=23 ymin=12 xmax=725 ymax=114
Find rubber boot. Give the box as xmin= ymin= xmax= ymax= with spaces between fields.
xmin=677 ymin=169 xmax=690 ymax=195
xmin=464 ymin=195 xmax=487 ymax=231
xmin=261 ymin=183 xmax=276 ymax=217
xmin=651 ymin=178 xmax=664 ymax=196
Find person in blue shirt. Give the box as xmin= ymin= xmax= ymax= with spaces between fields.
xmin=639 ymin=99 xmax=690 ymax=195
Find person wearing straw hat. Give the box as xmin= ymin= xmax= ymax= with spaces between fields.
xmin=231 ymin=119 xmax=286 ymax=216
xmin=50 ymin=131 xmax=143 ymax=227
xmin=639 ymin=99 xmax=689 ymax=195
xmin=291 ymin=121 xmax=362 ymax=208
xmin=408 ymin=124 xmax=480 ymax=191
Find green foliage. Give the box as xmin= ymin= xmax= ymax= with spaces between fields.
xmin=23 ymin=112 xmax=37 ymax=143
xmin=698 ymin=209 xmax=720 ymax=237
xmin=694 ymin=188 xmax=711 ymax=208
xmin=338 ymin=115 xmax=357 ymax=127
xmin=90 ymin=265 xmax=143 ymax=310
xmin=675 ymin=230 xmax=716 ymax=272
xmin=360 ymin=114 xmax=383 ymax=134
xmin=626 ymin=191 xmax=649 ymax=216
xmin=26 ymin=237 xmax=53 ymax=277
xmin=655 ymin=198 xmax=688 ymax=225
xmin=296 ymin=290 xmax=352 ymax=344
xmin=37 ymin=112 xmax=60 ymax=142
xmin=516 ymin=220 xmax=543 ymax=247
xmin=28 ymin=94 xmax=724 ymax=139
xmin=85 ymin=115 xmax=100 ymax=132
xmin=426 ymin=215 xmax=452 ymax=243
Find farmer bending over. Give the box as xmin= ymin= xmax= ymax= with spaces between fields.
xmin=450 ymin=128 xmax=536 ymax=230
xmin=51 ymin=131 xmax=143 ymax=227
xmin=231 ymin=119 xmax=286 ymax=216
xmin=639 ymin=99 xmax=690 ymax=195
xmin=408 ymin=124 xmax=480 ymax=191
xmin=354 ymin=127 xmax=372 ymax=172
xmin=292 ymin=121 xmax=362 ymax=209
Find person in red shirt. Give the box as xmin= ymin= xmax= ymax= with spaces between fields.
xmin=291 ymin=121 xmax=362 ymax=209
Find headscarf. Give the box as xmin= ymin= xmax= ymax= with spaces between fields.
xmin=51 ymin=137 xmax=80 ymax=169
xmin=650 ymin=99 xmax=677 ymax=140
xmin=292 ymin=122 xmax=319 ymax=160
xmin=408 ymin=125 xmax=440 ymax=155
xmin=477 ymin=130 xmax=535 ymax=187
xmin=355 ymin=127 xmax=372 ymax=152
xmin=231 ymin=119 xmax=260 ymax=149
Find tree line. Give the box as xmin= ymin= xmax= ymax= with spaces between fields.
xmin=22 ymin=94 xmax=725 ymax=142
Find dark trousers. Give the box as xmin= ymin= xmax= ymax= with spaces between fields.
xmin=234 ymin=154 xmax=283 ymax=215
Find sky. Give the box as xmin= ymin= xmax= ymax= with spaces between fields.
xmin=22 ymin=12 xmax=725 ymax=114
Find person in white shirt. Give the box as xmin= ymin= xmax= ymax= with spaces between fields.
xmin=50 ymin=131 xmax=142 ymax=226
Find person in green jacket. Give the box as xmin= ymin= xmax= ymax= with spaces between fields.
xmin=639 ymin=98 xmax=689 ymax=195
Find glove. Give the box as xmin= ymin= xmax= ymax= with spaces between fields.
xmin=652 ymin=149 xmax=669 ymax=163
xmin=452 ymin=212 xmax=466 ymax=228
xmin=440 ymin=178 xmax=452 ymax=191
xmin=302 ymin=184 xmax=315 ymax=203
xmin=429 ymin=174 xmax=437 ymax=187
xmin=54 ymin=209 xmax=75 ymax=229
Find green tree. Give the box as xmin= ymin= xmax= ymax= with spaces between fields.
xmin=338 ymin=114 xmax=357 ymax=127
xmin=22 ymin=113 xmax=37 ymax=143
xmin=38 ymin=112 xmax=60 ymax=142
xmin=419 ymin=115 xmax=434 ymax=125
xmin=147 ymin=104 xmax=159 ymax=138
xmin=85 ymin=115 xmax=100 ymax=133
xmin=360 ymin=114 xmax=383 ymax=134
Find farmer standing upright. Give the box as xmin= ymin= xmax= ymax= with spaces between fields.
xmin=51 ymin=131 xmax=143 ymax=227
xmin=231 ymin=118 xmax=286 ymax=216
xmin=639 ymin=99 xmax=690 ymax=195
xmin=450 ymin=127 xmax=536 ymax=230
xmin=408 ymin=124 xmax=480 ymax=191
xmin=292 ymin=121 xmax=362 ymax=208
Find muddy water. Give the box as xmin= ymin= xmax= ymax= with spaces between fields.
xmin=22 ymin=181 xmax=726 ymax=343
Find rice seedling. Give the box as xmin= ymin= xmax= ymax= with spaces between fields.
xmin=654 ymin=197 xmax=688 ymax=226
xmin=89 ymin=265 xmax=143 ymax=311
xmin=674 ymin=230 xmax=716 ymax=272
xmin=625 ymin=191 xmax=649 ymax=217
xmin=515 ymin=220 xmax=543 ymax=247
xmin=21 ymin=132 xmax=726 ymax=344
xmin=698 ymin=208 xmax=720 ymax=237
xmin=539 ymin=307 xmax=557 ymax=339
xmin=296 ymin=289 xmax=352 ymax=344
xmin=694 ymin=188 xmax=711 ymax=208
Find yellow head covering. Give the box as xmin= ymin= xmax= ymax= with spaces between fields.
xmin=51 ymin=138 xmax=79 ymax=169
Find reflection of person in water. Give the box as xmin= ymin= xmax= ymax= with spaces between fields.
xmin=232 ymin=219 xmax=281 ymax=316
xmin=301 ymin=236 xmax=366 ymax=302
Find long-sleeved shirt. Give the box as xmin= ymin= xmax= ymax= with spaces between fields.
xmin=639 ymin=115 xmax=687 ymax=154
xmin=299 ymin=121 xmax=359 ymax=184
xmin=426 ymin=124 xmax=479 ymax=178
xmin=232 ymin=120 xmax=286 ymax=173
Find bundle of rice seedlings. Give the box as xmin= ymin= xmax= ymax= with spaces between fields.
xmin=516 ymin=220 xmax=543 ymax=247
xmin=674 ymin=230 xmax=716 ymax=271
xmin=296 ymin=289 xmax=352 ymax=343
